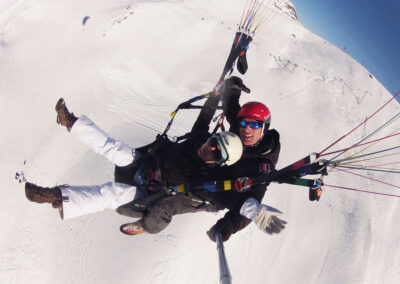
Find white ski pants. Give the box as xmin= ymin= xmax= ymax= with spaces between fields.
xmin=60 ymin=115 xmax=141 ymax=220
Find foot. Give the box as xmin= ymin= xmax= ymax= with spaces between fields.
xmin=25 ymin=182 xmax=62 ymax=204
xmin=120 ymin=220 xmax=146 ymax=235
xmin=55 ymin=98 xmax=78 ymax=132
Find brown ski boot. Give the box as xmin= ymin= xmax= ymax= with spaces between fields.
xmin=55 ymin=98 xmax=78 ymax=132
xmin=25 ymin=182 xmax=62 ymax=205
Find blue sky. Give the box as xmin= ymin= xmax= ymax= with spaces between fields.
xmin=290 ymin=0 xmax=400 ymax=98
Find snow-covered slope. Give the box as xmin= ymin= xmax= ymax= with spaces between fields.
xmin=1 ymin=0 xmax=399 ymax=283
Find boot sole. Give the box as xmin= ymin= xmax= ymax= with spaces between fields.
xmin=120 ymin=223 xmax=146 ymax=236
xmin=55 ymin=98 xmax=65 ymax=125
xmin=55 ymin=98 xmax=65 ymax=112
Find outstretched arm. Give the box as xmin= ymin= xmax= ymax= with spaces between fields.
xmin=191 ymin=93 xmax=221 ymax=134
xmin=207 ymin=210 xmax=251 ymax=242
xmin=206 ymin=196 xmax=286 ymax=242
xmin=191 ymin=76 xmax=249 ymax=134
xmin=220 ymin=76 xmax=250 ymax=133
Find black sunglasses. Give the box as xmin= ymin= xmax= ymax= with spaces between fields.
xmin=239 ymin=119 xmax=263 ymax=129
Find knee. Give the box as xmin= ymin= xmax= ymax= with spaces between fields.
xmin=142 ymin=205 xmax=173 ymax=234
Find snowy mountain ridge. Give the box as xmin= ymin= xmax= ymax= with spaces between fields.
xmin=274 ymin=0 xmax=299 ymax=21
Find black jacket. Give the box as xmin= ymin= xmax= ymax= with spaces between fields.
xmin=199 ymin=77 xmax=281 ymax=236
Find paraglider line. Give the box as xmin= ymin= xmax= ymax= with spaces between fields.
xmin=319 ymin=131 xmax=400 ymax=157
xmin=331 ymin=145 xmax=400 ymax=164
xmin=330 ymin=168 xmax=400 ymax=189
xmin=327 ymin=113 xmax=400 ymax=162
xmin=324 ymin=184 xmax=400 ymax=198
xmin=318 ymin=90 xmax=400 ymax=157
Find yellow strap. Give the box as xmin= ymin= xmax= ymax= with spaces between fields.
xmin=224 ymin=180 xmax=232 ymax=191
xmin=176 ymin=184 xmax=185 ymax=193
xmin=170 ymin=110 xmax=177 ymax=118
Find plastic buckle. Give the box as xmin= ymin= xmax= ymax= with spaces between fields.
xmin=234 ymin=177 xmax=253 ymax=192
xmin=259 ymin=163 xmax=271 ymax=174
xmin=309 ymin=177 xmax=324 ymax=201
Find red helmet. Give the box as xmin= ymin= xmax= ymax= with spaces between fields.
xmin=237 ymin=101 xmax=271 ymax=128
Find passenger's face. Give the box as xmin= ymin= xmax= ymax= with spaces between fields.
xmin=239 ymin=118 xmax=264 ymax=146
xmin=197 ymin=138 xmax=221 ymax=164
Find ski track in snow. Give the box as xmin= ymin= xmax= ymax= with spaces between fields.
xmin=103 ymin=71 xmax=180 ymax=134
xmin=100 ymin=1 xmax=173 ymax=37
xmin=66 ymin=216 xmax=96 ymax=283
xmin=101 ymin=60 xmax=198 ymax=137
xmin=0 ymin=0 xmax=29 ymax=35
xmin=101 ymin=4 xmax=135 ymax=37
xmin=278 ymin=73 xmax=324 ymax=99
xmin=151 ymin=231 xmax=181 ymax=247
xmin=278 ymin=66 xmax=372 ymax=106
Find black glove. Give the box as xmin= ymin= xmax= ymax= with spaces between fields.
xmin=207 ymin=217 xmax=234 ymax=242
xmin=220 ymin=76 xmax=250 ymax=96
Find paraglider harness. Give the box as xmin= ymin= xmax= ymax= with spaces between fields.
xmin=115 ymin=136 xmax=328 ymax=216
xmin=114 ymin=133 xmax=188 ymax=214
xmin=170 ymin=152 xmax=328 ymax=202
xmin=114 ymin=129 xmax=222 ymax=214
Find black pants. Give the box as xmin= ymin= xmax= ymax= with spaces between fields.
xmin=142 ymin=194 xmax=216 ymax=234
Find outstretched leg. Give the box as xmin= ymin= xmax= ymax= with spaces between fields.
xmin=25 ymin=181 xmax=138 ymax=220
xmin=55 ymin=98 xmax=135 ymax=167
xmin=60 ymin=182 xmax=138 ymax=220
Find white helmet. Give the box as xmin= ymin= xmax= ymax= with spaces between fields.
xmin=212 ymin=131 xmax=243 ymax=166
